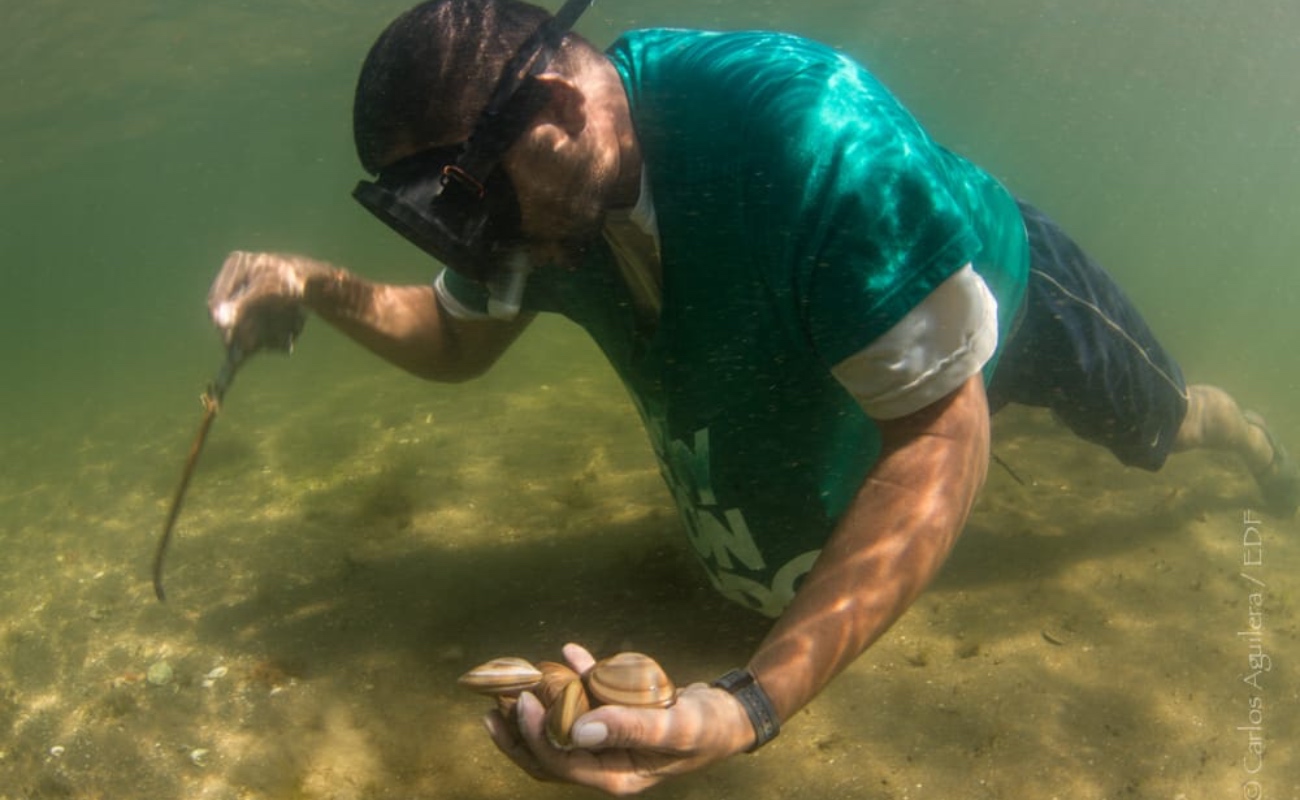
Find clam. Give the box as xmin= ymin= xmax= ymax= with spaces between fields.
xmin=457 ymin=657 xmax=543 ymax=696
xmin=585 ymin=652 xmax=676 ymax=708
xmin=544 ymin=674 xmax=591 ymax=747
xmin=458 ymin=651 xmax=678 ymax=747
xmin=533 ymin=661 xmax=583 ymax=704
xmin=529 ymin=660 xmax=589 ymax=745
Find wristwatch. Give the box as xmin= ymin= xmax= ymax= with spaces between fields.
xmin=712 ymin=668 xmax=781 ymax=752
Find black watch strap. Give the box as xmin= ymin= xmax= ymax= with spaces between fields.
xmin=712 ymin=668 xmax=780 ymax=752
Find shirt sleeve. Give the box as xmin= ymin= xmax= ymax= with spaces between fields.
xmin=433 ymin=268 xmax=493 ymax=321
xmin=830 ymin=265 xmax=997 ymax=420
xmin=757 ymin=49 xmax=985 ymax=367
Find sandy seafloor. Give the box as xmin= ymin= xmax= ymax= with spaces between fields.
xmin=0 ymin=316 xmax=1295 ymax=800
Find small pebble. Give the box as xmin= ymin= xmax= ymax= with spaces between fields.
xmin=147 ymin=661 xmax=174 ymax=686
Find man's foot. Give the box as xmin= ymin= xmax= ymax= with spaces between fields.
xmin=1244 ymin=411 xmax=1299 ymax=518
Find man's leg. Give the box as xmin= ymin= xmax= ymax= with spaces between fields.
xmin=994 ymin=202 xmax=1298 ymax=518
xmin=1173 ymin=385 xmax=1271 ymax=469
xmin=1173 ymin=385 xmax=1299 ymax=516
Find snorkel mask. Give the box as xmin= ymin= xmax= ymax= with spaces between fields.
xmin=353 ymin=0 xmax=595 ymax=319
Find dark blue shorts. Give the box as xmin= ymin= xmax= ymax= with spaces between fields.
xmin=987 ymin=202 xmax=1190 ymax=471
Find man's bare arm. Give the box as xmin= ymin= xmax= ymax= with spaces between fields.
xmin=305 ymin=270 xmax=532 ymax=382
xmin=746 ymin=373 xmax=990 ymax=726
xmin=208 ymin=251 xmax=531 ymax=382
xmin=485 ymin=376 xmax=992 ymax=794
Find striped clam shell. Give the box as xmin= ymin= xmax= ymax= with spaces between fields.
xmin=585 ymin=652 xmax=676 ymax=708
xmin=457 ymin=657 xmax=543 ymax=696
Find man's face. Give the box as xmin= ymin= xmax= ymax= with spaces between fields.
xmin=365 ymin=61 xmax=626 ymax=278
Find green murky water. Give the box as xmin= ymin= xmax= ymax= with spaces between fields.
xmin=1 ymin=2 xmax=1297 ymax=797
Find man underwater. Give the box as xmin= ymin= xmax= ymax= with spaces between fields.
xmin=207 ymin=0 xmax=1299 ymax=792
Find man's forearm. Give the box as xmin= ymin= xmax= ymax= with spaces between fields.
xmin=302 ymin=266 xmax=530 ymax=382
xmin=746 ymin=376 xmax=990 ymax=724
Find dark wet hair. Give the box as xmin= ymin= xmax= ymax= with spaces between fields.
xmin=353 ymin=0 xmax=585 ymax=174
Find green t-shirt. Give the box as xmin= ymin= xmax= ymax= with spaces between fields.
xmin=445 ymin=29 xmax=1028 ymax=616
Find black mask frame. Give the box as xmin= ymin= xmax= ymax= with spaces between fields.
xmin=353 ymin=0 xmax=595 ymax=283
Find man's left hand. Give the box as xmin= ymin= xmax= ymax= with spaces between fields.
xmin=482 ymin=643 xmax=756 ymax=796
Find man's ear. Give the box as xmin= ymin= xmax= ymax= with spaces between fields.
xmin=533 ymin=73 xmax=587 ymax=138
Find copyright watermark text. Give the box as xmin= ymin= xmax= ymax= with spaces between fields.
xmin=1237 ymin=510 xmax=1269 ymax=799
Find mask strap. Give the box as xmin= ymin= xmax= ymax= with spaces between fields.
xmin=455 ymin=0 xmax=594 ymax=181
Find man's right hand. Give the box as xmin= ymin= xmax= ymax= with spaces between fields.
xmin=207 ymin=251 xmax=334 ymax=355
xmin=206 ymin=250 xmax=532 ymax=383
